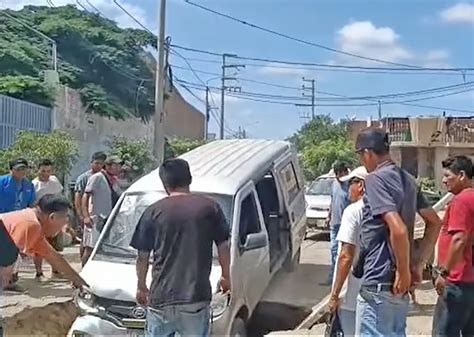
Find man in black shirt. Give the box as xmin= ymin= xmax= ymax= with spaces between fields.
xmin=0 ymin=219 xmax=19 ymax=288
xmin=131 ymin=158 xmax=231 ymax=337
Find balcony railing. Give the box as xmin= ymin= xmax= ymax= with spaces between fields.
xmin=446 ymin=118 xmax=474 ymax=143
xmin=381 ymin=118 xmax=412 ymax=142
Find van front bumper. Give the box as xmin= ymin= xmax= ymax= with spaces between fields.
xmin=68 ymin=315 xmax=141 ymax=337
xmin=68 ymin=313 xmax=229 ymax=337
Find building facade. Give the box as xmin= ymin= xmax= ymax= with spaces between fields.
xmin=347 ymin=117 xmax=474 ymax=188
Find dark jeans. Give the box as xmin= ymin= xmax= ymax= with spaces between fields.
xmin=432 ymin=283 xmax=474 ymax=337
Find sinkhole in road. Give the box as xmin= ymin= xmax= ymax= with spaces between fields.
xmin=247 ymin=301 xmax=312 ymax=336
xmin=2 ymin=301 xmax=311 ymax=336
xmin=3 ymin=301 xmax=78 ymax=337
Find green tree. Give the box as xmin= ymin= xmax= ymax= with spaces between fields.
xmin=166 ymin=138 xmax=207 ymax=158
xmin=0 ymin=130 xmax=79 ymax=180
xmin=0 ymin=5 xmax=156 ymax=119
xmin=290 ymin=115 xmax=357 ymax=181
xmin=108 ymin=136 xmax=156 ymax=181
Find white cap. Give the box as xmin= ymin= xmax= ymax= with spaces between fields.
xmin=340 ymin=166 xmax=368 ymax=182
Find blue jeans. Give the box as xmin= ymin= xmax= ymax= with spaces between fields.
xmin=145 ymin=302 xmax=210 ymax=337
xmin=355 ymin=285 xmax=409 ymax=337
xmin=339 ymin=308 xmax=356 ymax=337
xmin=432 ymin=283 xmax=474 ymax=337
xmin=329 ymin=223 xmax=341 ymax=283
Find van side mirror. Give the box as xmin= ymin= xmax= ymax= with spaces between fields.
xmin=242 ymin=232 xmax=268 ymax=251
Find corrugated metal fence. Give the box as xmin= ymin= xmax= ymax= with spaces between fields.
xmin=0 ymin=94 xmax=52 ymax=148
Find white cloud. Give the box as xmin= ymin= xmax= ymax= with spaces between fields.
xmin=0 ymin=0 xmax=151 ymax=30
xmin=258 ymin=62 xmax=306 ymax=77
xmin=422 ymin=49 xmax=451 ymax=67
xmin=335 ymin=21 xmax=413 ymax=64
xmin=440 ymin=3 xmax=474 ymax=24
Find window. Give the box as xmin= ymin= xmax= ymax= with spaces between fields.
xmin=238 ymin=193 xmax=261 ymax=246
xmin=279 ymin=162 xmax=301 ymax=203
xmin=95 ymin=191 xmax=233 ymax=262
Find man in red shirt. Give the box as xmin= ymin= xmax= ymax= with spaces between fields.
xmin=433 ymin=155 xmax=474 ymax=337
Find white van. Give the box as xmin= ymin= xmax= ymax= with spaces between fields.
xmin=68 ymin=139 xmax=307 ymax=337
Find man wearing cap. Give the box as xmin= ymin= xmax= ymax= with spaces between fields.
xmin=0 ymin=158 xmax=35 ymax=214
xmin=353 ymin=128 xmax=442 ymax=336
xmin=328 ymin=166 xmax=368 ymax=336
xmin=81 ymin=155 xmax=122 ymax=265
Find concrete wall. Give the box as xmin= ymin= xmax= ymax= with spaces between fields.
xmin=165 ymin=88 xmax=205 ymax=140
xmin=54 ymin=86 xmax=205 ymax=180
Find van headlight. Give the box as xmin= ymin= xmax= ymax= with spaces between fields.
xmin=210 ymin=292 xmax=230 ymax=319
xmin=74 ymin=288 xmax=100 ymax=314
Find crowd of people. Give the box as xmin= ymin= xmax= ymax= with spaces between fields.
xmin=0 ymin=151 xmax=123 ymax=291
xmin=0 ymin=127 xmax=473 ymax=337
xmin=327 ymin=128 xmax=474 ymax=337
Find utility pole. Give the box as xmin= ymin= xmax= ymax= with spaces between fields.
xmin=153 ymin=0 xmax=166 ymax=163
xmin=205 ymin=86 xmax=210 ymax=140
xmin=302 ymin=77 xmax=315 ymax=120
xmin=220 ymin=54 xmax=245 ymax=139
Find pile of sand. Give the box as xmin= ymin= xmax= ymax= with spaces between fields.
xmin=4 ymin=301 xmax=78 ymax=337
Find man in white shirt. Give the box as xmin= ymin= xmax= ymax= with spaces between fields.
xmin=32 ymin=159 xmax=63 ymax=279
xmin=32 ymin=159 xmax=63 ymax=201
xmin=329 ymin=166 xmax=368 ymax=336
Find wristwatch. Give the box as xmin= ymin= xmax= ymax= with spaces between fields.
xmin=434 ymin=266 xmax=449 ymax=278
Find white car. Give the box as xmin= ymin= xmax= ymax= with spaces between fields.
xmin=305 ymin=172 xmax=335 ymax=231
xmin=68 ymin=139 xmax=306 ymax=337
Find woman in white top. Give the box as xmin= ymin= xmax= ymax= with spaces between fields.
xmin=329 ymin=166 xmax=368 ymax=336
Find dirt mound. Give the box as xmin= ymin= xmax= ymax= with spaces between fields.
xmin=4 ymin=301 xmax=78 ymax=337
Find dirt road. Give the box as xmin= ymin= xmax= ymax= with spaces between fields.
xmin=1 ymin=247 xmax=81 ymax=336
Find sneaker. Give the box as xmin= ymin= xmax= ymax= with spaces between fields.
xmin=35 ymin=272 xmax=47 ymax=282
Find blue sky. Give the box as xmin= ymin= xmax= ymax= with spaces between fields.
xmin=4 ymin=0 xmax=474 ymax=139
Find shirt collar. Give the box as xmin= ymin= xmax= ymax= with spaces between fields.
xmin=375 ymin=159 xmax=395 ymax=170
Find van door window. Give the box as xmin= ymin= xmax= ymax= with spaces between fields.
xmin=279 ymin=162 xmax=301 ymax=203
xmin=239 ymin=193 xmax=261 ymax=246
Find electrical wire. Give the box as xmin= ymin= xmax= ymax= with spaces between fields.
xmin=170 ymin=45 xmax=474 ymax=76
xmin=175 ymin=78 xmax=474 ymax=103
xmin=110 ymin=0 xmax=238 ymax=136
xmin=179 ymin=80 xmax=474 ymax=113
xmin=182 ymin=0 xmax=474 ymax=71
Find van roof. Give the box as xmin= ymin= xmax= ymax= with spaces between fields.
xmin=128 ymin=139 xmax=291 ymax=196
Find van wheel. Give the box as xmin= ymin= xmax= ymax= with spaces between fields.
xmin=230 ymin=317 xmax=247 ymax=337
xmin=284 ymin=248 xmax=301 ymax=273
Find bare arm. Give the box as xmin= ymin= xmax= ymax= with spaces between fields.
xmin=331 ymin=243 xmax=356 ymax=298
xmin=82 ymin=193 xmax=92 ymax=225
xmin=416 ymin=208 xmax=443 ymax=266
xmin=383 ymin=211 xmax=411 ymax=286
xmin=74 ymin=192 xmax=83 ymax=219
xmin=444 ymin=231 xmax=469 ymax=272
xmin=136 ymin=251 xmax=150 ymax=291
xmin=44 ymin=248 xmax=87 ymax=287
xmin=217 ymin=241 xmax=231 ymax=280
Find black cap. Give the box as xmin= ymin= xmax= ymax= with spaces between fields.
xmin=355 ymin=128 xmax=390 ymax=153
xmin=9 ymin=158 xmax=29 ymax=170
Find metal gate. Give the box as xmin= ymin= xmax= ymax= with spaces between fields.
xmin=0 ymin=94 xmax=52 ymax=148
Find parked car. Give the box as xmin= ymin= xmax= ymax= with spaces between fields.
xmin=305 ymin=171 xmax=335 ymax=231
xmin=68 ymin=139 xmax=306 ymax=337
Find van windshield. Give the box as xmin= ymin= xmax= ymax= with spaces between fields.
xmin=95 ymin=191 xmax=233 ymax=262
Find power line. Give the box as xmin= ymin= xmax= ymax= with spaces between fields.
xmin=182 ymin=0 xmax=473 ymax=70
xmin=175 ymin=78 xmax=474 ymax=103
xmin=170 ymin=45 xmax=474 ymax=76
xmin=179 ymin=80 xmax=474 ymax=113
